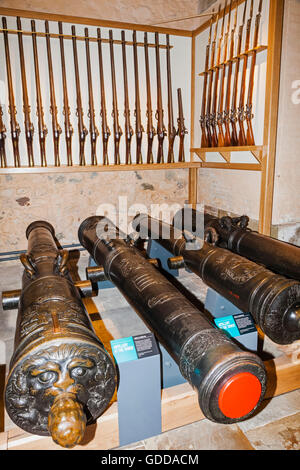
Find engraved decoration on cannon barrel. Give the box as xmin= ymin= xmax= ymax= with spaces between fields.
xmin=79 ymin=216 xmax=267 ymax=424
xmin=135 ymin=213 xmax=300 ymax=346
xmin=4 ymin=221 xmax=116 ymax=448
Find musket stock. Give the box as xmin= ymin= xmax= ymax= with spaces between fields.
xmin=17 ymin=17 xmax=35 ymax=167
xmin=216 ymin=2 xmax=228 ymax=147
xmin=223 ymin=1 xmax=237 ymax=147
xmin=85 ymin=28 xmax=99 ymax=165
xmin=144 ymin=33 xmax=156 ymax=164
xmin=210 ymin=6 xmax=223 ymax=148
xmin=72 ymin=25 xmax=88 ymax=166
xmin=206 ymin=7 xmax=220 ymax=148
xmin=32 ymin=20 xmax=48 ymax=167
xmin=45 ymin=20 xmax=62 ymax=166
xmin=246 ymin=0 xmax=263 ymax=146
xmin=121 ymin=30 xmax=133 ymax=165
xmin=133 ymin=30 xmax=144 ymax=164
xmin=97 ymin=28 xmax=110 ymax=165
xmin=177 ymin=88 xmax=188 ymax=162
xmin=0 ymin=105 xmax=7 ymax=168
xmin=59 ymin=22 xmax=73 ymax=166
xmin=2 ymin=17 xmax=21 ymax=167
xmin=109 ymin=30 xmax=122 ymax=165
xmin=200 ymin=15 xmax=213 ymax=148
xmin=166 ymin=35 xmax=177 ymax=163
xmin=230 ymin=1 xmax=247 ymax=146
xmin=238 ymin=0 xmax=254 ymax=146
xmin=155 ymin=33 xmax=167 ymax=163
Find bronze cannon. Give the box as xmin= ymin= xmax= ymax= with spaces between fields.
xmin=79 ymin=216 xmax=267 ymax=424
xmin=2 ymin=221 xmax=116 ymax=448
xmin=133 ymin=213 xmax=300 ymax=345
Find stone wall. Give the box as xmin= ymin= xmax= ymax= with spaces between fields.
xmin=0 ymin=169 xmax=189 ymax=252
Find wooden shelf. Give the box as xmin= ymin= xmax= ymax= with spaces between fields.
xmin=198 ymin=45 xmax=268 ymax=77
xmin=0 ymin=161 xmax=202 ymax=175
xmin=191 ymin=145 xmax=263 ymax=169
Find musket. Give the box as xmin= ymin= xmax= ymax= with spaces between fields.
xmin=237 ymin=0 xmax=254 ymax=146
xmin=109 ymin=30 xmax=122 ymax=165
xmin=32 ymin=20 xmax=47 ymax=167
xmin=210 ymin=6 xmax=223 ymax=147
xmin=0 ymin=105 xmax=7 ymax=168
xmin=223 ymin=1 xmax=238 ymax=146
xmin=200 ymin=15 xmax=213 ymax=148
xmin=72 ymin=25 xmax=88 ymax=166
xmin=133 ymin=30 xmax=144 ymax=164
xmin=17 ymin=17 xmax=35 ymax=167
xmin=85 ymin=27 xmax=99 ymax=165
xmin=58 ymin=22 xmax=73 ymax=166
xmin=166 ymin=34 xmax=177 ymax=163
xmin=205 ymin=7 xmax=219 ymax=148
xmin=245 ymin=0 xmax=263 ymax=146
xmin=216 ymin=1 xmax=229 ymax=147
xmin=177 ymin=88 xmax=188 ymax=162
xmin=230 ymin=0 xmax=247 ymax=146
xmin=121 ymin=30 xmax=133 ymax=165
xmin=2 ymin=17 xmax=20 ymax=167
xmin=45 ymin=20 xmax=62 ymax=166
xmin=97 ymin=28 xmax=110 ymax=165
xmin=155 ymin=32 xmax=167 ymax=163
xmin=144 ymin=32 xmax=156 ymax=164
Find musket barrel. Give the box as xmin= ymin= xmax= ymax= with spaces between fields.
xmin=72 ymin=25 xmax=88 ymax=166
xmin=134 ymin=214 xmax=300 ymax=345
xmin=166 ymin=34 xmax=176 ymax=163
xmin=32 ymin=19 xmax=48 ymax=167
xmin=85 ymin=27 xmax=99 ymax=165
xmin=122 ymin=30 xmax=133 ymax=165
xmin=97 ymin=28 xmax=110 ymax=166
xmin=144 ymin=32 xmax=155 ymax=164
xmin=4 ymin=221 xmax=116 ymax=448
xmin=109 ymin=29 xmax=122 ymax=165
xmin=17 ymin=17 xmax=35 ymax=167
xmin=133 ymin=30 xmax=144 ymax=164
xmin=79 ymin=216 xmax=266 ymax=424
xmin=45 ymin=20 xmax=61 ymax=166
xmin=59 ymin=22 xmax=73 ymax=166
xmin=2 ymin=17 xmax=21 ymax=167
xmin=155 ymin=32 xmax=166 ymax=163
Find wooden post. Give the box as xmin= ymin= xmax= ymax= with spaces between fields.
xmin=188 ymin=33 xmax=198 ymax=208
xmin=258 ymin=0 xmax=284 ymax=235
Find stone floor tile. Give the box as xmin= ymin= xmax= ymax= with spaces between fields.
xmin=140 ymin=419 xmax=253 ymax=450
xmin=238 ymin=389 xmax=300 ymax=433
xmin=245 ymin=412 xmax=300 ymax=450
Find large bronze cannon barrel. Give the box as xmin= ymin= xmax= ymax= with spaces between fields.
xmin=79 ymin=215 xmax=267 ymax=424
xmin=133 ymin=214 xmax=300 ymax=345
xmin=173 ymin=207 xmax=300 ymax=281
xmin=3 ymin=221 xmax=116 ymax=448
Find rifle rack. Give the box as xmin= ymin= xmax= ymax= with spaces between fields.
xmin=198 ymin=44 xmax=268 ymax=77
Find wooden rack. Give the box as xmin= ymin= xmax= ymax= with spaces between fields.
xmin=189 ymin=0 xmax=285 ymax=235
xmin=198 ymin=44 xmax=268 ymax=76
xmin=0 ymin=27 xmax=173 ymax=49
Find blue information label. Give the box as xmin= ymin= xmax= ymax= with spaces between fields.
xmin=214 ymin=313 xmax=257 ymax=338
xmin=111 ymin=336 xmax=138 ymax=364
